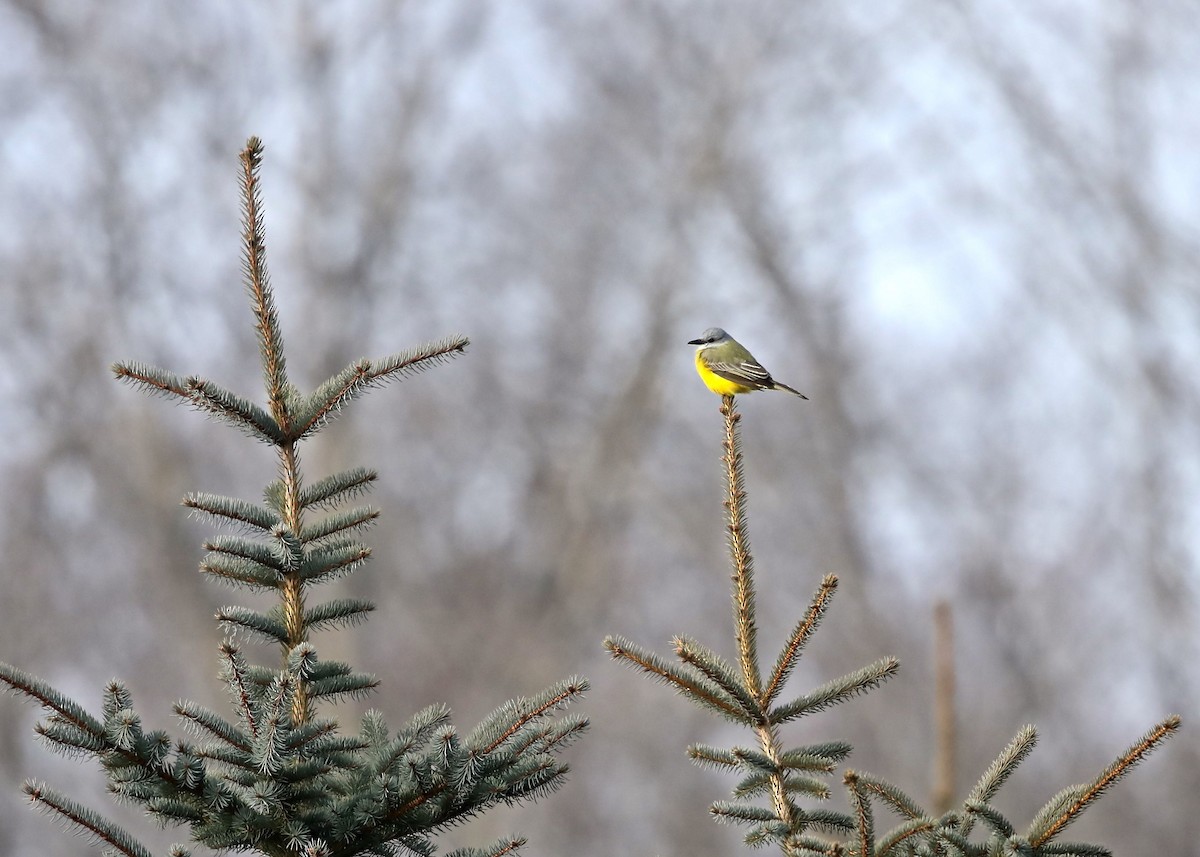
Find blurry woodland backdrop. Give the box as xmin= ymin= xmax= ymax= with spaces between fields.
xmin=0 ymin=2 xmax=1196 ymax=855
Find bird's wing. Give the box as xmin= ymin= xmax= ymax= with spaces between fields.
xmin=706 ymin=358 xmax=774 ymax=389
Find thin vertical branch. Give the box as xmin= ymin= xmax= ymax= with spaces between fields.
xmin=754 ymin=721 xmax=800 ymax=847
xmin=843 ymin=771 xmax=875 ymax=857
xmin=239 ymin=137 xmax=291 ymax=432
xmin=279 ymin=443 xmax=309 ymax=725
xmin=721 ymin=395 xmax=761 ymax=700
xmin=219 ymin=642 xmax=259 ymax=739
xmin=240 ymin=137 xmax=308 ymax=724
xmin=721 ymin=395 xmax=798 ymax=845
xmin=931 ymin=600 xmax=957 ymax=815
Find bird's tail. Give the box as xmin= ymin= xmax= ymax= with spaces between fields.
xmin=773 ymin=381 xmax=808 ymax=400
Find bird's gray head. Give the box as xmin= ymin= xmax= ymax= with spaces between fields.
xmin=688 ymin=327 xmax=730 ymax=346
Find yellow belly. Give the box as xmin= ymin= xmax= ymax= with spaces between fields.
xmin=695 ymin=353 xmax=753 ymax=395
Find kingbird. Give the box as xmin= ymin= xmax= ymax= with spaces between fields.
xmin=688 ymin=327 xmax=807 ymax=399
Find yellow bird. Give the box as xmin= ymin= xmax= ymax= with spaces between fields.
xmin=688 ymin=327 xmax=807 ymax=399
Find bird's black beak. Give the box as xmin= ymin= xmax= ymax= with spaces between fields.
xmin=687 ymin=338 xmax=704 ymax=345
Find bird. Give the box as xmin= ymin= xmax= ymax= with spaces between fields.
xmin=687 ymin=327 xmax=807 ymax=399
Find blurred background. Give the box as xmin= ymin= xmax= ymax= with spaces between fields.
xmin=0 ymin=2 xmax=1196 ymax=854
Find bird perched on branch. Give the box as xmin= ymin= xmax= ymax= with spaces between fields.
xmin=688 ymin=327 xmax=807 ymax=399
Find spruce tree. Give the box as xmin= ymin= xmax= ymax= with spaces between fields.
xmin=0 ymin=138 xmax=587 ymax=857
xmin=605 ymin=395 xmax=1180 ymax=857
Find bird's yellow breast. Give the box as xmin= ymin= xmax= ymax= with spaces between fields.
xmin=695 ymin=351 xmax=753 ymax=395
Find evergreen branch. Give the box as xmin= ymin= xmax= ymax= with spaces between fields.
xmin=101 ymin=680 xmax=135 ymax=720
xmin=359 ymin=708 xmax=389 ymax=747
xmin=239 ymin=136 xmax=291 ymax=427
xmin=476 ymin=678 xmax=589 ymax=754
xmin=185 ymin=377 xmax=284 ymax=443
xmin=222 ymin=777 xmax=282 ymax=816
xmin=733 ymin=770 xmax=830 ymax=800
xmin=169 ymin=752 xmax=205 ymax=790
xmin=302 ymin=598 xmax=376 ymax=633
xmin=108 ymin=766 xmax=163 ymax=803
xmin=34 ymin=717 xmax=107 ymax=756
xmin=778 ymin=749 xmax=840 ymax=772
xmin=764 ymin=574 xmax=838 ymax=707
xmin=1027 ymin=715 xmax=1180 ymax=848
xmin=140 ymin=728 xmax=172 ymax=766
xmin=790 ymin=742 xmax=853 ymax=764
xmin=771 ymin=658 xmax=899 ymax=723
xmin=290 ymin=337 xmax=469 ymax=441
xmin=730 ymin=745 xmax=784 ymax=774
xmin=298 ymin=541 xmax=372 ymax=583
xmin=206 ymin=535 xmax=286 ymax=571
xmin=672 ymin=635 xmax=763 ymax=720
xmin=294 ymin=652 xmax=337 ymax=683
xmin=748 ymin=721 xmax=805 ymax=840
xmin=960 ymin=724 xmax=1036 ymax=838
xmin=854 ymin=771 xmax=926 ymax=820
xmin=104 ymin=706 xmax=144 ymax=751
xmin=200 ymin=553 xmax=282 ymax=590
xmin=936 ymin=828 xmax=987 ymax=856
xmin=439 ymin=727 xmax=471 ymax=793
xmin=724 ymin=763 xmax=772 ymax=796
xmin=24 ymin=780 xmax=153 ymax=857
xmin=216 ymin=605 xmax=289 ymax=645
xmin=803 ymin=808 xmax=855 ymax=833
xmin=145 ymin=796 xmax=206 ymax=823
xmin=285 ymin=718 xmax=345 ymax=753
xmin=445 ymin=836 xmax=528 ymax=857
xmin=10 ymin=671 xmax=193 ymax=797
xmin=0 ymin=662 xmax=105 ymax=740
xmin=496 ymin=756 xmax=569 ymax=802
xmin=291 ymin=359 xmax=374 ymax=440
xmin=275 ymin=443 xmax=310 ymax=727
xmin=276 ymin=526 xmax=305 ymax=572
xmin=743 ymin=821 xmax=791 ymax=848
xmin=710 ymin=800 xmax=780 ymax=825
xmin=964 ymin=799 xmax=1014 ymax=839
xmin=183 ymin=492 xmax=280 ymax=531
xmin=780 ymin=834 xmax=845 ymax=856
xmin=191 ymin=743 xmax=257 ymax=771
xmin=527 ymin=716 xmax=590 ymax=754
xmin=875 ymin=817 xmax=938 ymax=855
xmin=1038 ymin=843 xmax=1113 ymax=856
xmin=113 ymin=364 xmax=283 ymax=442
xmin=111 ymin=361 xmax=192 ymax=401
xmin=219 ymin=642 xmax=259 ymax=739
xmin=272 ymin=758 xmax=337 ymax=787
xmin=300 ymin=507 xmax=380 ymax=543
xmin=253 ymin=676 xmax=294 ymax=775
xmin=297 ymin=467 xmax=378 ymax=510
xmin=491 ymin=712 xmax=590 ymax=763
xmin=604 ymin=636 xmax=750 ymax=722
xmin=688 ymin=744 xmax=741 ymax=769
xmin=307 ymin=671 xmax=381 ymax=701
xmin=842 ymin=771 xmax=874 ymax=857
xmin=782 ymin=774 xmax=832 ymax=799
xmin=387 ymin=776 xmax=450 ymax=822
xmin=368 ymin=337 xmax=472 ymax=385
xmin=719 ymin=395 xmax=762 ymax=699
xmin=401 ymin=836 xmax=438 ymax=857
xmin=373 ymin=704 xmax=453 ymax=775
xmin=243 ymin=663 xmax=280 ymax=689
xmin=173 ymin=700 xmax=252 ymax=753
